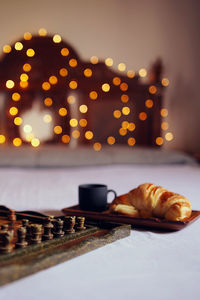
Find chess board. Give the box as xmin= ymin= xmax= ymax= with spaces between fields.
xmin=0 ymin=205 xmax=131 ymax=286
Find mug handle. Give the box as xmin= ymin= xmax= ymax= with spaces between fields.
xmin=107 ymin=189 xmax=117 ymax=202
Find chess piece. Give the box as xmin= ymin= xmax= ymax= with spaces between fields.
xmin=0 ymin=230 xmax=14 ymax=253
xmin=53 ymin=219 xmax=64 ymax=238
xmin=9 ymin=209 xmax=16 ymax=222
xmin=15 ymin=227 xmax=28 ymax=248
xmin=22 ymin=219 xmax=29 ymax=227
xmin=64 ymin=216 xmax=76 ymax=234
xmin=43 ymin=217 xmax=54 ymax=240
xmin=31 ymin=224 xmax=42 ymax=244
xmin=76 ymin=217 xmax=86 ymax=231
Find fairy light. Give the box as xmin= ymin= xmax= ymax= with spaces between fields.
xmin=160 ymin=108 xmax=168 ymax=117
xmin=122 ymin=106 xmax=130 ymax=115
xmin=69 ymin=118 xmax=78 ymax=127
xmin=20 ymin=73 xmax=29 ymax=82
xmin=139 ymin=68 xmax=147 ymax=77
xmin=165 ymin=132 xmax=174 ymax=141
xmin=54 ymin=126 xmax=62 ymax=134
xmin=9 ymin=107 xmax=18 ymax=116
xmin=161 ymin=121 xmax=169 ymax=130
xmin=85 ymin=131 xmax=93 ymax=140
xmin=69 ymin=59 xmax=77 ymax=67
xmin=6 ymin=80 xmax=15 ymax=89
xmin=149 ymin=85 xmax=157 ymax=94
xmin=69 ymin=81 xmax=78 ymax=89
xmin=24 ymin=32 xmax=32 ymax=40
xmin=79 ymin=105 xmax=88 ymax=113
xmin=26 ymin=48 xmax=35 ymax=57
xmin=59 ymin=108 xmax=67 ymax=117
xmin=145 ymin=99 xmax=153 ymax=108
xmin=139 ymin=112 xmax=147 ymax=121
xmin=120 ymin=82 xmax=128 ymax=91
xmin=113 ymin=110 xmax=121 ymax=119
xmin=53 ymin=34 xmax=62 ymax=43
xmin=102 ymin=83 xmax=110 ymax=92
xmin=156 ymin=137 xmax=164 ymax=146
xmin=118 ymin=63 xmax=126 ymax=71
xmin=0 ymin=135 xmax=6 ymax=144
xmin=43 ymin=114 xmax=52 ymax=123
xmin=119 ymin=128 xmax=127 ymax=136
xmin=90 ymin=56 xmax=98 ymax=64
xmin=79 ymin=119 xmax=87 ymax=127
xmin=107 ymin=136 xmax=115 ymax=145
xmin=14 ymin=117 xmax=22 ymax=126
xmin=42 ymin=82 xmax=51 ymax=91
xmin=89 ymin=91 xmax=98 ymax=100
xmin=161 ymin=78 xmax=169 ymax=87
xmin=20 ymin=81 xmax=29 ymax=88
xmin=26 ymin=133 xmax=34 ymax=142
xmin=49 ymin=76 xmax=58 ymax=85
xmin=12 ymin=93 xmax=21 ymax=101
xmin=105 ymin=58 xmax=113 ymax=67
xmin=93 ymin=142 xmax=102 ymax=151
xmin=3 ymin=45 xmax=12 ymax=53
xmin=72 ymin=130 xmax=80 ymax=139
xmin=14 ymin=42 xmax=23 ymax=51
xmin=61 ymin=48 xmax=69 ymax=56
xmin=112 ymin=77 xmax=121 ymax=86
xmin=127 ymin=70 xmax=135 ymax=78
xmin=38 ymin=28 xmax=47 ymax=36
xmin=128 ymin=137 xmax=136 ymax=146
xmin=84 ymin=68 xmax=92 ymax=77
xmin=121 ymin=121 xmax=129 ymax=129
xmin=23 ymin=63 xmax=31 ymax=72
xmin=121 ymin=94 xmax=129 ymax=103
xmin=62 ymin=135 xmax=70 ymax=144
xmin=67 ymin=95 xmax=76 ymax=104
xmin=44 ymin=97 xmax=53 ymax=107
xmin=13 ymin=138 xmax=22 ymax=147
xmin=59 ymin=68 xmax=68 ymax=77
xmin=128 ymin=123 xmax=136 ymax=131
xmin=23 ymin=124 xmax=32 ymax=133
xmin=31 ymin=138 xmax=40 ymax=147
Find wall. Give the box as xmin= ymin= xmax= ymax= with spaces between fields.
xmin=0 ymin=0 xmax=199 ymax=152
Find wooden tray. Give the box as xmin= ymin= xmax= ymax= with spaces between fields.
xmin=0 ymin=206 xmax=131 ymax=286
xmin=62 ymin=204 xmax=200 ymax=231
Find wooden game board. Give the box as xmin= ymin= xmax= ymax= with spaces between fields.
xmin=0 ymin=206 xmax=131 ymax=286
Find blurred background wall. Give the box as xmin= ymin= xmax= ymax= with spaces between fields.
xmin=0 ymin=0 xmax=199 ymax=153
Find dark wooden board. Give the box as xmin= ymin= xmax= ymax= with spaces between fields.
xmin=0 ymin=207 xmax=131 ymax=286
xmin=62 ymin=204 xmax=200 ymax=231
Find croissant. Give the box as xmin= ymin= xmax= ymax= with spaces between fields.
xmin=110 ymin=183 xmax=192 ymax=221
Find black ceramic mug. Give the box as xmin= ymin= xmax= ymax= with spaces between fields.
xmin=78 ymin=184 xmax=117 ymax=212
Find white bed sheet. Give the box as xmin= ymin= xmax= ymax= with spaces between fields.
xmin=0 ymin=164 xmax=200 ymax=300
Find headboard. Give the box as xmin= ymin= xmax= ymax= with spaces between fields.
xmin=0 ymin=33 xmax=168 ymax=149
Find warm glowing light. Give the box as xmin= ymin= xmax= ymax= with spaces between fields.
xmin=93 ymin=142 xmax=102 ymax=151
xmin=72 ymin=130 xmax=80 ymax=139
xmin=85 ymin=131 xmax=93 ymax=140
xmin=160 ymin=108 xmax=168 ymax=117
xmin=23 ymin=124 xmax=32 ymax=133
xmin=79 ymin=105 xmax=88 ymax=113
xmin=23 ymin=63 xmax=31 ymax=72
xmin=70 ymin=118 xmax=78 ymax=127
xmin=139 ymin=68 xmax=147 ymax=77
xmin=69 ymin=80 xmax=78 ymax=89
xmin=0 ymin=135 xmax=6 ymax=144
xmin=6 ymin=80 xmax=15 ymax=89
xmin=61 ymin=48 xmax=69 ymax=56
xmin=15 ymin=42 xmax=23 ymax=51
xmin=107 ymin=136 xmax=115 ymax=145
xmin=122 ymin=106 xmax=130 ymax=115
xmin=38 ymin=28 xmax=47 ymax=36
xmin=20 ymin=73 xmax=29 ymax=82
xmin=119 ymin=128 xmax=127 ymax=136
xmin=43 ymin=114 xmax=52 ymax=123
xmin=62 ymin=135 xmax=70 ymax=144
xmin=156 ymin=137 xmax=164 ymax=146
xmin=79 ymin=119 xmax=87 ymax=127
xmin=54 ymin=126 xmax=62 ymax=134
xmin=49 ymin=76 xmax=58 ymax=85
xmin=145 ymin=99 xmax=154 ymax=108
xmin=67 ymin=95 xmax=76 ymax=104
xmin=113 ymin=77 xmax=121 ymax=86
xmin=59 ymin=68 xmax=68 ymax=77
xmin=3 ymin=45 xmax=11 ymax=53
xmin=113 ymin=110 xmax=121 ymax=119
xmin=102 ymin=83 xmax=110 ymax=92
xmin=26 ymin=48 xmax=35 ymax=57
xmin=26 ymin=133 xmax=34 ymax=142
xmin=161 ymin=122 xmax=169 ymax=131
xmin=128 ymin=137 xmax=136 ymax=146
xmin=14 ymin=117 xmax=22 ymax=126
xmin=24 ymin=32 xmax=32 ymax=40
xmin=139 ymin=112 xmax=147 ymax=121
xmin=120 ymin=82 xmax=128 ymax=91
xmin=13 ymin=138 xmax=22 ymax=147
xmin=118 ymin=63 xmax=126 ymax=71
xmin=89 ymin=91 xmax=98 ymax=100
xmin=90 ymin=56 xmax=98 ymax=64
xmin=53 ymin=34 xmax=62 ymax=43
xmin=20 ymin=81 xmax=29 ymax=88
xmin=161 ymin=78 xmax=170 ymax=87
xmin=165 ymin=132 xmax=174 ymax=141
xmin=42 ymin=82 xmax=51 ymax=91
xmin=121 ymin=94 xmax=129 ymax=103
xmin=105 ymin=58 xmax=113 ymax=67
xmin=121 ymin=121 xmax=129 ymax=129
xmin=149 ymin=85 xmax=157 ymax=94
xmin=84 ymin=68 xmax=92 ymax=77
xmin=58 ymin=107 xmax=67 ymax=117
xmin=69 ymin=59 xmax=78 ymax=67
xmin=128 ymin=123 xmax=136 ymax=131
xmin=9 ymin=107 xmax=18 ymax=116
xmin=44 ymin=97 xmax=53 ymax=106
xmin=127 ymin=70 xmax=135 ymax=78
xmin=31 ymin=138 xmax=40 ymax=147
xmin=12 ymin=93 xmax=21 ymax=101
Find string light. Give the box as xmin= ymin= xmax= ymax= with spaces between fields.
xmin=54 ymin=126 xmax=62 ymax=134
xmin=69 ymin=80 xmax=78 ymax=89
xmin=165 ymin=132 xmax=173 ymax=141
xmin=107 ymin=136 xmax=115 ymax=145
xmin=118 ymin=63 xmax=126 ymax=71
xmin=69 ymin=118 xmax=78 ymax=127
xmin=26 ymin=48 xmax=35 ymax=57
xmin=122 ymin=106 xmax=130 ymax=115
xmin=3 ymin=45 xmax=12 ymax=53
xmin=120 ymin=82 xmax=128 ymax=91
xmin=12 ymin=93 xmax=21 ymax=101
xmin=62 ymin=135 xmax=70 ymax=144
xmin=53 ymin=34 xmax=62 ymax=43
xmin=79 ymin=105 xmax=88 ymax=113
xmin=61 ymin=48 xmax=69 ymax=56
xmin=79 ymin=119 xmax=87 ymax=127
xmin=128 ymin=123 xmax=136 ymax=131
xmin=59 ymin=108 xmax=67 ymax=116
xmin=149 ymin=85 xmax=157 ymax=94
xmin=20 ymin=81 xmax=29 ymax=88
xmin=43 ymin=114 xmax=52 ymax=123
xmin=85 ymin=131 xmax=93 ymax=140
xmin=90 ymin=56 xmax=98 ymax=64
xmin=9 ymin=107 xmax=18 ymax=116
xmin=127 ymin=70 xmax=135 ymax=78
xmin=121 ymin=94 xmax=129 ymax=103
xmin=31 ymin=138 xmax=40 ymax=147
xmin=119 ymin=128 xmax=127 ymax=136
xmin=93 ymin=142 xmax=102 ymax=151
xmin=13 ymin=138 xmax=22 ymax=147
xmin=145 ymin=99 xmax=153 ymax=108
xmin=20 ymin=73 xmax=29 ymax=82
xmin=67 ymin=95 xmax=76 ymax=104
xmin=89 ymin=91 xmax=98 ymax=100
xmin=160 ymin=108 xmax=168 ymax=117
xmin=44 ymin=97 xmax=53 ymax=106
xmin=0 ymin=135 xmax=6 ymax=144
xmin=113 ymin=110 xmax=121 ymax=119
xmin=23 ymin=63 xmax=31 ymax=72
xmin=69 ymin=59 xmax=77 ymax=67
xmin=105 ymin=58 xmax=113 ymax=67
xmin=14 ymin=42 xmax=23 ymax=51
xmin=38 ymin=28 xmax=47 ymax=36
xmin=23 ymin=124 xmax=32 ymax=133
xmin=84 ymin=68 xmax=92 ymax=77
xmin=59 ymin=68 xmax=68 ymax=77
xmin=102 ymin=83 xmax=110 ymax=92
xmin=6 ymin=80 xmax=15 ymax=89
xmin=113 ymin=77 xmax=121 ymax=86
xmin=139 ymin=68 xmax=147 ymax=77
xmin=161 ymin=78 xmax=169 ymax=87
xmin=49 ymin=76 xmax=58 ymax=85
xmin=72 ymin=130 xmax=80 ymax=139
xmin=161 ymin=121 xmax=169 ymax=130
xmin=14 ymin=117 xmax=22 ymax=125
xmin=24 ymin=32 xmax=32 ymax=40
xmin=121 ymin=121 xmax=129 ymax=129
xmin=42 ymin=82 xmax=51 ymax=91
xmin=128 ymin=137 xmax=136 ymax=146
xmin=156 ymin=137 xmax=164 ymax=146
xmin=139 ymin=112 xmax=147 ymax=121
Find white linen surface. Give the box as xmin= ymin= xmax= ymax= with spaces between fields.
xmin=0 ymin=164 xmax=200 ymax=300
